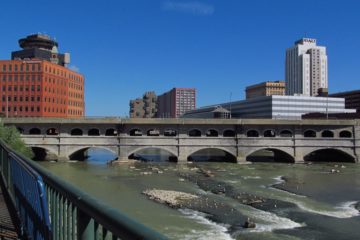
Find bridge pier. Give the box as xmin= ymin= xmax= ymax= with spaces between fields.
xmin=236 ymin=156 xmax=247 ymax=164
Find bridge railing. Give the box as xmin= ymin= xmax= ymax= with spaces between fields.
xmin=0 ymin=140 xmax=167 ymax=240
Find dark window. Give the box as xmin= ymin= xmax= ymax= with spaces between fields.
xmin=189 ymin=129 xmax=201 ymax=137
xmin=264 ymin=130 xmax=276 ymax=137
xmin=321 ymin=130 xmax=334 ymax=138
xmin=339 ymin=130 xmax=352 ymax=138
xmin=247 ymin=130 xmax=259 ymax=137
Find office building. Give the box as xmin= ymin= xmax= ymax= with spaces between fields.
xmin=330 ymin=89 xmax=360 ymax=112
xmin=183 ymin=95 xmax=355 ymax=120
xmin=285 ymin=38 xmax=328 ymax=96
xmin=0 ymin=34 xmax=84 ymax=117
xmin=157 ymin=88 xmax=196 ymax=118
xmin=129 ymin=91 xmax=157 ymax=118
xmin=246 ymin=81 xmax=285 ymax=99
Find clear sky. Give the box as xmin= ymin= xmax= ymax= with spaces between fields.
xmin=0 ymin=0 xmax=359 ymax=116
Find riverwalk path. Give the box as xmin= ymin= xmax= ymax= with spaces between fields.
xmin=0 ymin=184 xmax=18 ymax=239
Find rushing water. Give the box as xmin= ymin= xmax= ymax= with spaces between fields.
xmin=39 ymin=149 xmax=360 ymax=240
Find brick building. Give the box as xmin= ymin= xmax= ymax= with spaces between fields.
xmin=245 ymin=81 xmax=285 ymax=99
xmin=157 ymin=88 xmax=196 ymax=118
xmin=0 ymin=34 xmax=84 ymax=118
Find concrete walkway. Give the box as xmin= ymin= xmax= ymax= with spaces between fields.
xmin=0 ymin=186 xmax=18 ymax=239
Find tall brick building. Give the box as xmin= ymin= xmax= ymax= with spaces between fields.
xmin=0 ymin=34 xmax=84 ymax=118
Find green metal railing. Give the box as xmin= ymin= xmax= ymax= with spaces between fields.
xmin=0 ymin=140 xmax=167 ymax=240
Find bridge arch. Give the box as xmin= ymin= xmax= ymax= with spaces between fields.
xmin=304 ymin=129 xmax=316 ymax=138
xmin=147 ymin=129 xmax=160 ymax=136
xmin=264 ymin=129 xmax=276 ymax=137
xmin=223 ymin=129 xmax=235 ymax=137
xmin=29 ymin=127 xmax=41 ymax=135
xmin=129 ymin=128 xmax=142 ymax=136
xmin=206 ymin=129 xmax=219 ymax=137
xmin=339 ymin=130 xmax=352 ymax=138
xmin=128 ymin=147 xmax=178 ymax=162
xmin=164 ymin=129 xmax=177 ymax=137
xmin=105 ymin=128 xmax=117 ymax=136
xmin=68 ymin=146 xmax=117 ymax=161
xmin=46 ymin=128 xmax=58 ymax=135
xmin=304 ymin=148 xmax=356 ymax=163
xmin=31 ymin=146 xmax=58 ymax=161
xmin=321 ymin=130 xmax=334 ymax=138
xmin=187 ymin=147 xmax=237 ymax=163
xmin=71 ymin=128 xmax=83 ymax=136
xmin=88 ymin=128 xmax=100 ymax=136
xmin=280 ymin=129 xmax=293 ymax=137
xmin=189 ymin=129 xmax=201 ymax=137
xmin=246 ymin=148 xmax=294 ymax=163
xmin=247 ymin=129 xmax=259 ymax=137
xmin=16 ymin=127 xmax=24 ymax=134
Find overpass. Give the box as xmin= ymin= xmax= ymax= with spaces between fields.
xmin=2 ymin=117 xmax=360 ymax=163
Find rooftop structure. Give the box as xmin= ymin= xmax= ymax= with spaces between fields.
xmin=246 ymin=81 xmax=285 ymax=99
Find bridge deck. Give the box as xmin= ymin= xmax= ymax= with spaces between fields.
xmin=0 ymin=186 xmax=18 ymax=239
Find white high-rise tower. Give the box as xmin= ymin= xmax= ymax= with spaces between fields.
xmin=285 ymin=38 xmax=328 ymax=96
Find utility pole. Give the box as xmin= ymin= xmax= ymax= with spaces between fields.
xmin=229 ymin=92 xmax=232 ymax=119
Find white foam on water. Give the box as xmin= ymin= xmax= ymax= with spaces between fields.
xmin=244 ymin=208 xmax=304 ymax=233
xmin=295 ymin=200 xmax=360 ymax=218
xmin=273 ymin=175 xmax=285 ymax=185
xmin=178 ymin=208 xmax=234 ymax=240
xmin=242 ymin=176 xmax=261 ymax=180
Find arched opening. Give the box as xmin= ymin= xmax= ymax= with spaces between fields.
xmin=304 ymin=130 xmax=316 ymax=138
xmin=46 ymin=128 xmax=58 ymax=135
xmin=29 ymin=128 xmax=41 ymax=135
xmin=280 ymin=130 xmax=292 ymax=138
xmin=339 ymin=130 xmax=352 ymax=138
xmin=88 ymin=128 xmax=100 ymax=136
xmin=147 ymin=129 xmax=160 ymax=136
xmin=129 ymin=129 xmax=142 ymax=136
xmin=69 ymin=147 xmax=117 ymax=163
xmin=321 ymin=130 xmax=334 ymax=138
xmin=31 ymin=147 xmax=57 ymax=161
xmin=304 ymin=149 xmax=355 ymax=163
xmin=189 ymin=129 xmax=201 ymax=137
xmin=128 ymin=148 xmax=178 ymax=162
xmin=247 ymin=130 xmax=259 ymax=137
xmin=246 ymin=148 xmax=294 ymax=163
xmin=105 ymin=128 xmax=117 ymax=136
xmin=16 ymin=127 xmax=24 ymax=134
xmin=164 ymin=129 xmax=177 ymax=137
xmin=71 ymin=128 xmax=83 ymax=136
xmin=223 ymin=129 xmax=235 ymax=137
xmin=206 ymin=129 xmax=218 ymax=137
xmin=264 ymin=129 xmax=276 ymax=137
xmin=187 ymin=148 xmax=236 ymax=163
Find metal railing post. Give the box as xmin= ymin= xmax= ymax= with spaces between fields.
xmin=77 ymin=209 xmax=95 ymax=240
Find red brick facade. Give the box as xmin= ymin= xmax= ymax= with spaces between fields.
xmin=0 ymin=59 xmax=84 ymax=117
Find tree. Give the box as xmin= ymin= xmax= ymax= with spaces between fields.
xmin=0 ymin=123 xmax=34 ymax=159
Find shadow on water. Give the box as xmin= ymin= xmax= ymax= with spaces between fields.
xmin=187 ymin=148 xmax=237 ymax=163
xmin=246 ymin=149 xmax=294 ymax=163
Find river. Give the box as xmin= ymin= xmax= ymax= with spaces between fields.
xmin=39 ymin=149 xmax=360 ymax=240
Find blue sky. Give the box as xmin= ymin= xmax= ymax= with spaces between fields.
xmin=0 ymin=0 xmax=359 ymax=116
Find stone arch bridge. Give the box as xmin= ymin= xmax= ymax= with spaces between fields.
xmin=3 ymin=118 xmax=360 ymax=163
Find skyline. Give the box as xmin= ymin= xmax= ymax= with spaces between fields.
xmin=0 ymin=0 xmax=359 ymax=116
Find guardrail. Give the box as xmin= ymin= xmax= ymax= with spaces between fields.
xmin=0 ymin=140 xmax=167 ymax=240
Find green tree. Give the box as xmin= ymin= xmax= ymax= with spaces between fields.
xmin=0 ymin=123 xmax=34 ymax=158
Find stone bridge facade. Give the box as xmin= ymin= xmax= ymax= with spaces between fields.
xmin=3 ymin=118 xmax=360 ymax=163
